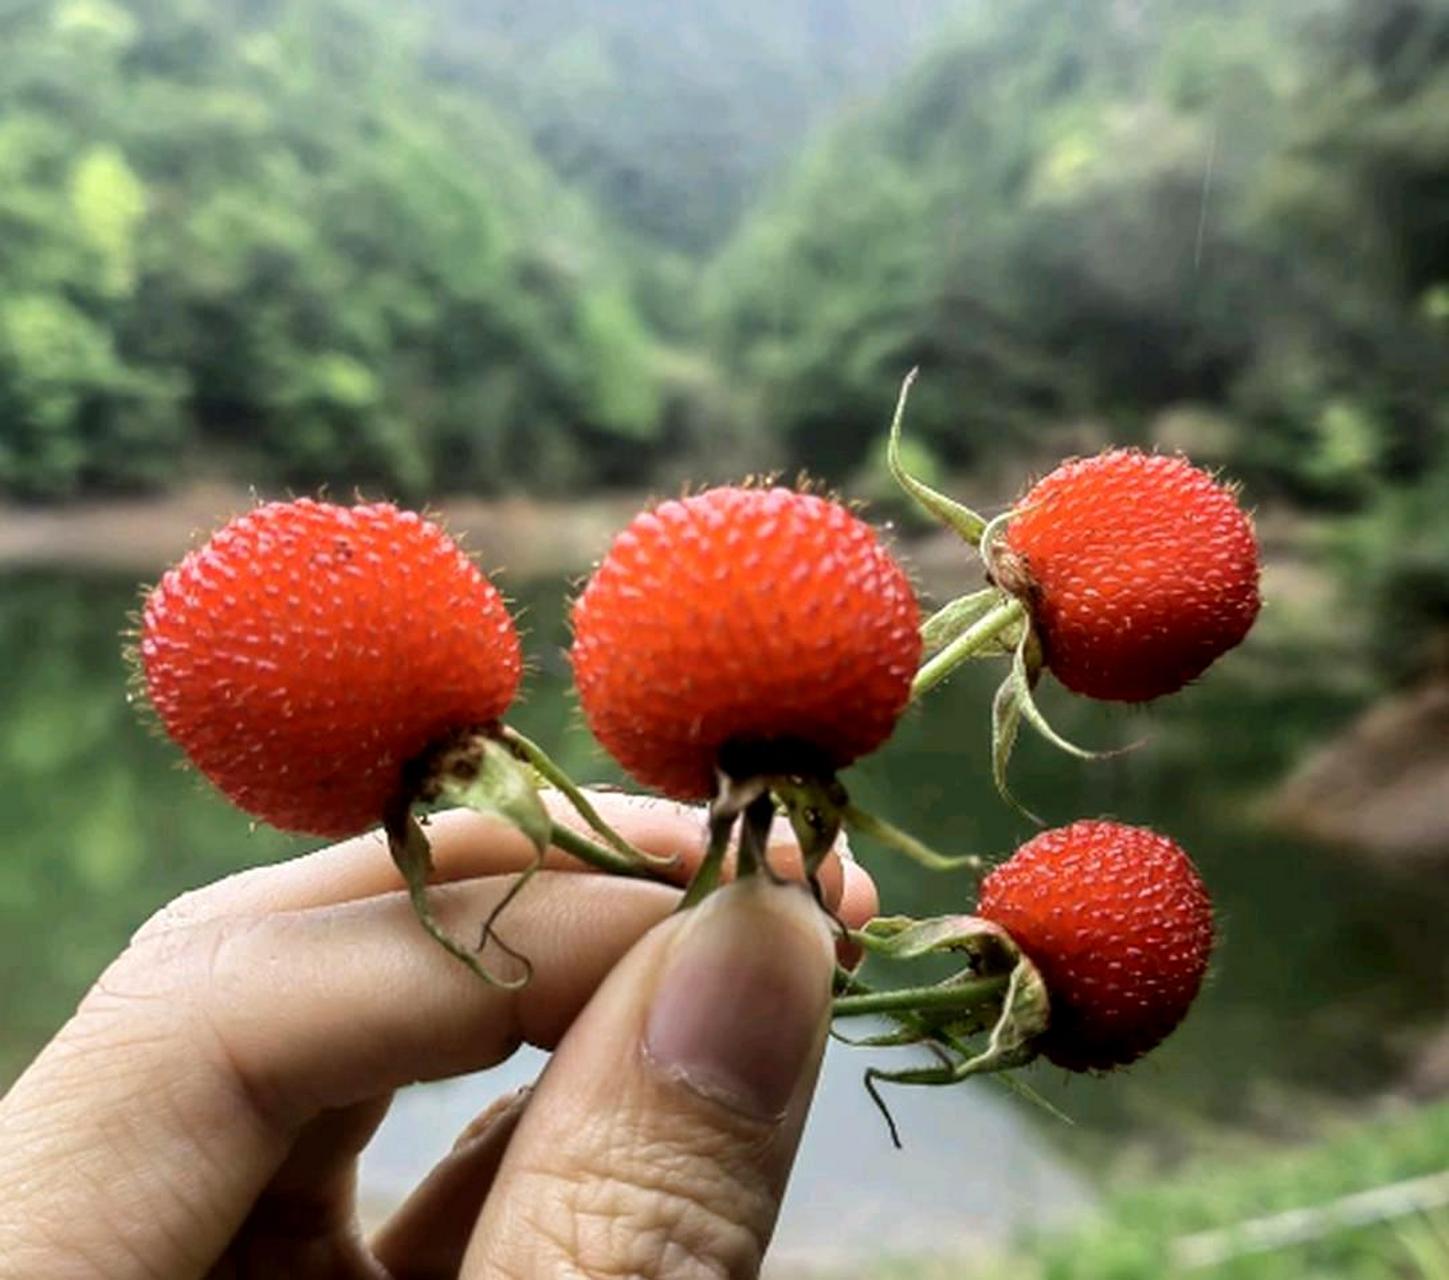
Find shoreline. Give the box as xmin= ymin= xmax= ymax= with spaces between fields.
xmin=0 ymin=483 xmax=985 ymax=592
xmin=0 ymin=485 xmax=659 ymax=581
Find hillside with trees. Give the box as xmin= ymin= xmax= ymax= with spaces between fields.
xmin=2 ymin=0 xmax=1447 ymax=669
xmin=423 ymin=0 xmax=959 ymax=255
xmin=707 ymin=0 xmax=1449 ymax=668
xmin=0 ymin=0 xmax=662 ymax=501
xmin=709 ymin=0 xmax=1447 ymax=493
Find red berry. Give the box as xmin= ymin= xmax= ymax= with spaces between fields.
xmin=976 ymin=819 xmax=1214 ymax=1071
xmin=570 ymin=486 xmax=921 ymax=799
xmin=1002 ymin=450 xmax=1260 ymax=702
xmin=140 ymin=499 xmax=521 ymax=837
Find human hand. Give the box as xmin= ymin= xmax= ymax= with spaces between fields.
xmin=0 ymin=792 xmax=877 ymax=1279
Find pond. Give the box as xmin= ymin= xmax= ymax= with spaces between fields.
xmin=2 ymin=568 xmax=1444 ymax=1257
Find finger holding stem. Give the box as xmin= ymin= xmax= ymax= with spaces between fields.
xmin=679 ymin=805 xmax=737 ymax=911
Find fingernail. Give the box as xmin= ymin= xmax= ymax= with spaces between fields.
xmin=451 ymin=1085 xmax=532 ymax=1154
xmin=644 ymin=879 xmax=832 ymax=1121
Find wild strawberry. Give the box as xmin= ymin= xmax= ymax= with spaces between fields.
xmin=976 ymin=819 xmax=1214 ymax=1071
xmin=140 ymin=499 xmax=522 ymax=837
xmin=998 ymin=450 xmax=1260 ymax=702
xmin=570 ymin=486 xmax=921 ymax=800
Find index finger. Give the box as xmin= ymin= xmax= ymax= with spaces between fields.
xmin=136 ymin=791 xmax=869 ymax=933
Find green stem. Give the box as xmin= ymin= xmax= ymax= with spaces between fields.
xmin=832 ymin=974 xmax=1010 ymax=1018
xmin=680 ymin=805 xmax=736 ymax=910
xmin=547 ymin=821 xmax=656 ymax=879
xmin=911 ymin=596 xmax=1026 ymax=699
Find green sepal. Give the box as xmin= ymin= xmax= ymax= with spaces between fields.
xmin=859 ymin=958 xmax=1048 ymax=1150
xmin=846 ymin=916 xmax=1049 ymax=1054
xmin=920 ymin=587 xmax=1004 ymax=655
xmin=976 ymin=502 xmax=1029 ymax=581
xmin=678 ymin=772 xmax=770 ymax=911
xmin=771 ymin=774 xmax=848 ymax=881
xmin=500 ymin=725 xmax=675 ymax=870
xmin=1009 ymin=628 xmax=1108 ymax=762
xmin=992 ymin=1070 xmax=1076 ymax=1127
xmin=847 ymin=917 xmax=1052 ymax=1147
xmin=433 ymin=735 xmax=552 ymax=854
xmin=886 ymin=369 xmax=988 ymax=545
xmin=990 ymin=665 xmax=1039 ymax=823
xmin=831 ymin=1024 xmax=933 ymax=1049
xmin=988 ymin=624 xmax=1125 ymax=820
xmin=853 ymin=913 xmax=1017 ymax=966
xmin=843 ymin=805 xmax=986 ymax=874
xmin=385 ymin=809 xmax=533 ymax=989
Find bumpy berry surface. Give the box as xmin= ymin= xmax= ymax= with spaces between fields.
xmin=1003 ymin=450 xmax=1260 ymax=702
xmin=977 ymin=820 xmax=1214 ymax=1071
xmin=140 ymin=500 xmax=521 ymax=836
xmin=570 ymin=486 xmax=921 ymax=799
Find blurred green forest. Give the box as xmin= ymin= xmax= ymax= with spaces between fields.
xmin=1 ymin=0 xmax=1447 ymax=658
xmin=0 ymin=0 xmax=665 ymax=501
xmin=422 ymin=0 xmax=960 ymax=254
xmin=0 ymin=0 xmax=953 ymax=501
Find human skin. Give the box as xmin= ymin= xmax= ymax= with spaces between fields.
xmin=0 ymin=792 xmax=877 ymax=1279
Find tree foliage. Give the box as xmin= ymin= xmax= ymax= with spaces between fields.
xmin=708 ymin=0 xmax=1449 ymax=512
xmin=2 ymin=0 xmax=1447 ymax=578
xmin=424 ymin=0 xmax=959 ymax=256
xmin=0 ymin=0 xmax=662 ymax=500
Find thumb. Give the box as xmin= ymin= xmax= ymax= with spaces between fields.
xmin=463 ymin=877 xmax=834 ymax=1279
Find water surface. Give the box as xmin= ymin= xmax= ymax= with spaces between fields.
xmin=2 ymin=570 xmax=1443 ymax=1251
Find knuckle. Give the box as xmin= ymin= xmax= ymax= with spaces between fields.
xmin=507 ymin=1117 xmax=772 ymax=1279
xmin=127 ymin=883 xmax=221 ymax=947
xmin=27 ymin=914 xmax=250 ymax=1119
xmin=185 ymin=914 xmax=306 ymax=1129
xmin=84 ymin=910 xmax=288 ymax=1120
xmin=85 ymin=913 xmax=221 ymax=1018
xmin=127 ymin=865 xmax=267 ymax=947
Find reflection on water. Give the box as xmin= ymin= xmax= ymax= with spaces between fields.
xmin=357 ymin=1042 xmax=1096 ymax=1263
xmin=849 ymin=660 xmax=1449 ymax=1144
xmin=0 ymin=572 xmax=306 ymax=1082
xmin=2 ymin=570 xmax=1445 ymax=1193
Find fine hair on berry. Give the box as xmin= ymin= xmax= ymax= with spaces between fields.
xmin=1002 ymin=449 xmax=1260 ymax=702
xmin=976 ymin=819 xmax=1214 ymax=1071
xmin=570 ymin=485 xmax=921 ymax=799
xmin=139 ymin=498 xmax=522 ymax=836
